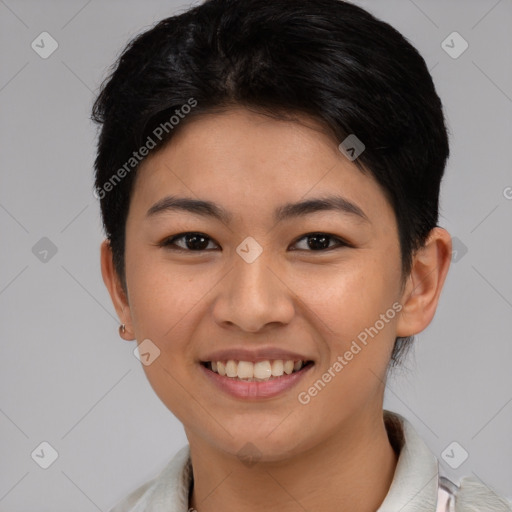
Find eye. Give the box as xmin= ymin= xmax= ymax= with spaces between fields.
xmin=159 ymin=232 xmax=220 ymax=252
xmin=159 ymin=231 xmax=350 ymax=253
xmin=290 ymin=232 xmax=350 ymax=251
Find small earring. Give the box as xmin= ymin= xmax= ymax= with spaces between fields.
xmin=119 ymin=324 xmax=126 ymax=336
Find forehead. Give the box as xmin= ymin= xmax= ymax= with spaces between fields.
xmin=129 ymin=108 xmax=395 ymax=230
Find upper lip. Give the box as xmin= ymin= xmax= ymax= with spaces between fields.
xmin=200 ymin=347 xmax=313 ymax=363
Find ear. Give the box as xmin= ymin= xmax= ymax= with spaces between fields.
xmin=396 ymin=227 xmax=452 ymax=337
xmin=100 ymin=239 xmax=135 ymax=340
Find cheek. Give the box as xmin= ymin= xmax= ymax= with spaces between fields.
xmin=125 ymin=257 xmax=205 ymax=419
xmin=125 ymin=247 xmax=211 ymax=341
xmin=296 ymin=267 xmax=398 ymax=428
xmin=294 ymin=256 xmax=399 ymax=341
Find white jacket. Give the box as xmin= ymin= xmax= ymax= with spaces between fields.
xmin=110 ymin=411 xmax=512 ymax=511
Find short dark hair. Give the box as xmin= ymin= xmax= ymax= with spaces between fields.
xmin=91 ymin=0 xmax=450 ymax=366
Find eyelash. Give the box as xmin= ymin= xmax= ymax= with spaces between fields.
xmin=158 ymin=232 xmax=352 ymax=252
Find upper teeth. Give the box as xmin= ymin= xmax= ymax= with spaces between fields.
xmin=209 ymin=360 xmax=305 ymax=380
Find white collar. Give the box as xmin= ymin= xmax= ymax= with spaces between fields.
xmin=377 ymin=410 xmax=439 ymax=511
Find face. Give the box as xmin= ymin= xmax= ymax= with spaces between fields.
xmin=107 ymin=107 xmax=409 ymax=460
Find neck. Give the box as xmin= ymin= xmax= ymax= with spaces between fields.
xmin=187 ymin=408 xmax=398 ymax=512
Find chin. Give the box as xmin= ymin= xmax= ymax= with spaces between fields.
xmin=204 ymin=421 xmax=317 ymax=464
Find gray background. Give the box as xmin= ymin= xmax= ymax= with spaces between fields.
xmin=0 ymin=0 xmax=511 ymax=509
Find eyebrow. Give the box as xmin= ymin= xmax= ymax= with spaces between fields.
xmin=146 ymin=194 xmax=370 ymax=225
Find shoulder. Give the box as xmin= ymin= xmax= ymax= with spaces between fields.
xmin=439 ymin=475 xmax=512 ymax=512
xmin=383 ymin=410 xmax=511 ymax=512
xmin=109 ymin=478 xmax=156 ymax=512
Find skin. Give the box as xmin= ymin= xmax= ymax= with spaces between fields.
xmin=101 ymin=107 xmax=452 ymax=512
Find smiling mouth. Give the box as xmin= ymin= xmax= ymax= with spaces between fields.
xmin=201 ymin=359 xmax=314 ymax=382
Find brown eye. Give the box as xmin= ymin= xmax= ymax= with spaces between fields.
xmin=291 ymin=233 xmax=349 ymax=251
xmin=160 ymin=232 xmax=219 ymax=251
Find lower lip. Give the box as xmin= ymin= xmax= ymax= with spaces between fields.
xmin=200 ymin=363 xmax=314 ymax=399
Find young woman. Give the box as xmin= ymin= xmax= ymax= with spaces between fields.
xmin=92 ymin=0 xmax=512 ymax=510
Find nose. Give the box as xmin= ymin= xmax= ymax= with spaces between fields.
xmin=212 ymin=252 xmax=295 ymax=333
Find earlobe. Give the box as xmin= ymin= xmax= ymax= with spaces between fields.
xmin=396 ymin=228 xmax=452 ymax=337
xmin=100 ymin=239 xmax=135 ymax=340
